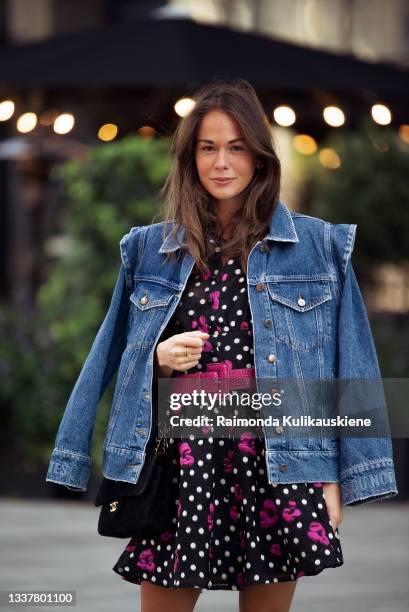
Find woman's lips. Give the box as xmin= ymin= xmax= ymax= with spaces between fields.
xmin=212 ymin=178 xmax=234 ymax=185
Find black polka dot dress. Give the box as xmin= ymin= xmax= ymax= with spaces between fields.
xmin=112 ymin=237 xmax=344 ymax=590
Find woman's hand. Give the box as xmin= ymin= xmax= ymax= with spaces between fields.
xmin=322 ymin=482 xmax=343 ymax=531
xmin=156 ymin=330 xmax=210 ymax=376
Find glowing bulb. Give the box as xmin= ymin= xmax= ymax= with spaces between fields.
xmin=39 ymin=110 xmax=59 ymax=126
xmin=54 ymin=113 xmax=74 ymax=134
xmin=293 ymin=134 xmax=317 ymax=155
xmin=0 ymin=100 xmax=15 ymax=121
xmin=16 ymin=112 xmax=37 ymax=133
xmin=319 ymin=148 xmax=341 ymax=169
xmin=273 ymin=105 xmax=296 ymax=127
xmin=371 ymin=104 xmax=391 ymax=125
xmin=137 ymin=126 xmax=156 ymax=138
xmin=398 ymin=125 xmax=409 ymax=145
xmin=98 ymin=123 xmax=118 ymax=141
xmin=174 ymin=97 xmax=195 ymax=117
xmin=323 ymin=106 xmax=345 ymax=127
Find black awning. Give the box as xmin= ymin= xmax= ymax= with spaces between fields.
xmin=0 ymin=17 xmax=408 ymax=95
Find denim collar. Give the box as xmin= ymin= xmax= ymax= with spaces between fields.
xmin=158 ymin=199 xmax=299 ymax=254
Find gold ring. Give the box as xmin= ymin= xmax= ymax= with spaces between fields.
xmin=186 ymin=347 xmax=190 ymax=358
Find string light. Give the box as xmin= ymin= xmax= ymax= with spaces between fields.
xmin=39 ymin=110 xmax=60 ymax=126
xmin=53 ymin=113 xmax=74 ymax=134
xmin=319 ymin=148 xmax=341 ymax=169
xmin=137 ymin=126 xmax=156 ymax=138
xmin=323 ymin=106 xmax=345 ymax=127
xmin=371 ymin=104 xmax=392 ymax=125
xmin=273 ymin=105 xmax=296 ymax=127
xmin=16 ymin=112 xmax=37 ymax=133
xmin=174 ymin=97 xmax=195 ymax=117
xmin=0 ymin=100 xmax=15 ymax=121
xmin=6 ymin=96 xmax=404 ymax=146
xmin=98 ymin=123 xmax=118 ymax=141
xmin=398 ymin=125 xmax=409 ymax=144
xmin=293 ymin=134 xmax=317 ymax=155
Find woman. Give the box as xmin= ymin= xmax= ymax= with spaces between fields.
xmin=109 ymin=79 xmax=397 ymax=608
xmin=46 ymin=79 xmax=397 ymax=612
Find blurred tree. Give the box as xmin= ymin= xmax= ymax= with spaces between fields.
xmin=294 ymin=118 xmax=409 ymax=284
xmin=0 ymin=135 xmax=171 ymax=479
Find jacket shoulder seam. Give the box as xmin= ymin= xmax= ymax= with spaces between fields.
xmin=291 ymin=212 xmax=327 ymax=225
xmin=119 ymin=226 xmax=146 ymax=293
xmin=328 ymin=222 xmax=357 ymax=287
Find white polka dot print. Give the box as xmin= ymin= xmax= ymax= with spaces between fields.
xmin=112 ymin=235 xmax=344 ymax=591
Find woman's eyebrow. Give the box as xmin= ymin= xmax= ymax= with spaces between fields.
xmin=196 ymin=138 xmax=245 ymax=144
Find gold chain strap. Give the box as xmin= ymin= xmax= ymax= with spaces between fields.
xmin=154 ymin=430 xmax=169 ymax=453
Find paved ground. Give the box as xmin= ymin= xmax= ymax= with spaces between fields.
xmin=0 ymin=498 xmax=408 ymax=612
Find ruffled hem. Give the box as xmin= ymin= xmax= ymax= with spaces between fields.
xmin=112 ymin=557 xmax=344 ymax=591
xmin=111 ymin=436 xmax=344 ymax=592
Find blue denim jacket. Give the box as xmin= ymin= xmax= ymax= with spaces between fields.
xmin=45 ymin=200 xmax=398 ymax=506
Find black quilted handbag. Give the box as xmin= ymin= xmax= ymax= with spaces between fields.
xmin=94 ymin=436 xmax=174 ymax=538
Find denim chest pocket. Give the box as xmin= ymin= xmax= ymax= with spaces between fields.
xmin=127 ymin=281 xmax=178 ymax=348
xmin=266 ymin=280 xmax=333 ymax=350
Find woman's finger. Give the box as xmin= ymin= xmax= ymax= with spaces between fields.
xmin=175 ymin=348 xmax=202 ymax=358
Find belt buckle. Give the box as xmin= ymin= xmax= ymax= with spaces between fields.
xmin=206 ymin=360 xmax=232 ymax=376
xmin=206 ymin=361 xmax=230 ymax=395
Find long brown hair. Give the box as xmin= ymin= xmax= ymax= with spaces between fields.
xmin=155 ymin=78 xmax=281 ymax=275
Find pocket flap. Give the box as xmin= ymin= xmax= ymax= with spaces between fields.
xmin=267 ymin=280 xmax=332 ymax=312
xmin=130 ymin=281 xmax=177 ymax=310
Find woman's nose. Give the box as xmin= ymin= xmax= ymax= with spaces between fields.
xmin=214 ymin=152 xmax=228 ymax=167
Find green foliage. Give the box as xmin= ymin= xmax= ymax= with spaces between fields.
xmin=292 ymin=119 xmax=409 ymax=376
xmin=293 ymin=118 xmax=409 ymax=279
xmin=0 ymin=135 xmax=171 ymax=471
xmin=2 ymin=123 xmax=409 ymax=481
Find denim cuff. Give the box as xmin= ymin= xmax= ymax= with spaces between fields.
xmin=340 ymin=458 xmax=398 ymax=506
xmin=45 ymin=448 xmax=92 ymax=492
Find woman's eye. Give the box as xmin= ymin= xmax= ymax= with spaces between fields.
xmin=201 ymin=145 xmax=244 ymax=151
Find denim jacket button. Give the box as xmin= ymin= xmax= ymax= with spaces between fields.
xmin=297 ymin=297 xmax=306 ymax=307
xmin=264 ymin=319 xmax=272 ymax=327
xmin=260 ymin=243 xmax=270 ymax=253
xmin=275 ymin=425 xmax=284 ymax=434
xmin=267 ymin=354 xmax=277 ymax=363
xmin=279 ymin=463 xmax=288 ymax=472
xmin=256 ymin=283 xmax=265 ymax=291
xmin=140 ymin=295 xmax=148 ymax=305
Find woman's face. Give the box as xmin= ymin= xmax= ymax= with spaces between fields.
xmin=194 ymin=109 xmax=257 ymax=205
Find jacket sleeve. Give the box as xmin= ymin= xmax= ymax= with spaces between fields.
xmin=331 ymin=223 xmax=398 ymax=506
xmin=45 ymin=227 xmax=141 ymax=491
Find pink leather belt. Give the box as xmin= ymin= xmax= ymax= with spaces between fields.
xmin=170 ymin=359 xmax=256 ymax=393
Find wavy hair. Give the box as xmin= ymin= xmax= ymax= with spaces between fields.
xmin=155 ymin=78 xmax=281 ymax=275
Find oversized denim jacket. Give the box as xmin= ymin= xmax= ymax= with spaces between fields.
xmin=45 ymin=200 xmax=398 ymax=506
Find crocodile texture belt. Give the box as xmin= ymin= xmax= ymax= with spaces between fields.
xmin=170 ymin=359 xmax=256 ymax=394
